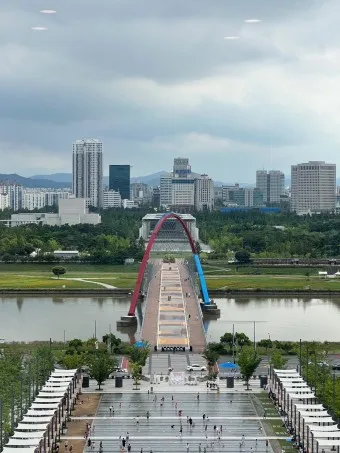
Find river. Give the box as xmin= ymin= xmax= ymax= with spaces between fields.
xmin=0 ymin=295 xmax=339 ymax=343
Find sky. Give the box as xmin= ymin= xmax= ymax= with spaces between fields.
xmin=0 ymin=0 xmax=339 ymax=182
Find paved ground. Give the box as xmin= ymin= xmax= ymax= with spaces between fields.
xmin=67 ymin=384 xmax=280 ymax=453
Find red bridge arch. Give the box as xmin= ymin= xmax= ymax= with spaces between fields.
xmin=128 ymin=213 xmax=197 ymax=316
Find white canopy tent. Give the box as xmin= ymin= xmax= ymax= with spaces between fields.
xmin=312 ymin=432 xmax=340 ymax=438
xmin=303 ymin=417 xmax=335 ymax=424
xmin=285 ymin=387 xmax=313 ymax=393
xmin=274 ymin=369 xmax=298 ymax=374
xmin=37 ymin=392 xmax=65 ymax=398
xmin=316 ymin=440 xmax=340 ymax=446
xmin=2 ymin=448 xmax=37 ymax=453
xmin=16 ymin=423 xmax=49 ymax=431
xmin=33 ymin=398 xmax=62 ymax=404
xmin=25 ymin=409 xmax=56 ymax=418
xmin=41 ymin=385 xmax=68 ymax=392
xmin=6 ymin=438 xmax=41 ymax=446
xmin=282 ymin=383 xmax=309 ymax=388
xmin=295 ymin=404 xmax=325 ymax=410
xmin=31 ymin=404 xmax=60 ymax=409
xmin=13 ymin=431 xmax=46 ymax=439
xmin=299 ymin=411 xmax=330 ymax=417
xmin=21 ymin=417 xmax=53 ymax=424
xmin=309 ymin=425 xmax=340 ymax=432
xmin=48 ymin=377 xmax=72 ymax=382
xmin=286 ymin=393 xmax=316 ymax=399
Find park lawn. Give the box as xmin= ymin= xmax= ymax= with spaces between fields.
xmin=203 ymin=263 xmax=327 ymax=276
xmin=205 ymin=275 xmax=340 ymax=290
xmin=0 ymin=263 xmax=140 ymax=274
xmin=0 ymin=275 xmax=101 ymax=289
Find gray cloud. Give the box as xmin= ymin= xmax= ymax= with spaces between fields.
xmin=0 ymin=0 xmax=339 ymax=180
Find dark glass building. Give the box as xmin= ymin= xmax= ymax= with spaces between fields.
xmin=109 ymin=165 xmax=130 ymax=200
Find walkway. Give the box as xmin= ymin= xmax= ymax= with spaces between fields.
xmin=140 ymin=259 xmax=206 ymax=352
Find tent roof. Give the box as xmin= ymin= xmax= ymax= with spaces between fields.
xmin=309 ymin=425 xmax=339 ymax=432
xmin=13 ymin=431 xmax=46 ymax=439
xmin=316 ymin=440 xmax=340 ymax=446
xmin=285 ymin=387 xmax=312 ymax=393
xmin=7 ymin=438 xmax=41 ymax=446
xmin=16 ymin=423 xmax=49 ymax=431
xmin=26 ymin=410 xmax=56 ymax=417
xmin=48 ymin=377 xmax=71 ymax=382
xmin=33 ymin=398 xmax=62 ymax=403
xmin=294 ymin=404 xmax=324 ymax=410
xmin=312 ymin=432 xmax=340 ymax=438
xmin=303 ymin=417 xmax=334 ymax=424
xmin=31 ymin=404 xmax=59 ymax=409
xmin=274 ymin=369 xmax=298 ymax=373
xmin=42 ymin=385 xmax=68 ymax=391
xmin=283 ymin=384 xmax=310 ymax=389
xmin=287 ymin=393 xmax=315 ymax=399
xmin=300 ymin=411 xmax=329 ymax=417
xmin=280 ymin=378 xmax=304 ymax=382
xmin=22 ymin=417 xmax=52 ymax=424
xmin=2 ymin=448 xmax=37 ymax=453
xmin=37 ymin=392 xmax=65 ymax=398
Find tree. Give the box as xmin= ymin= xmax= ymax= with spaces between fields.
xmin=270 ymin=350 xmax=288 ymax=369
xmin=235 ymin=250 xmax=251 ymax=264
xmin=87 ymin=353 xmax=116 ymax=390
xmin=202 ymin=345 xmax=220 ymax=379
xmin=52 ymin=266 xmax=66 ymax=279
xmin=127 ymin=344 xmax=150 ymax=367
xmin=257 ymin=339 xmax=273 ymax=349
xmin=102 ymin=333 xmax=123 ymax=353
xmin=235 ymin=332 xmax=251 ymax=348
xmin=131 ymin=362 xmax=143 ymax=390
xmin=238 ymin=346 xmax=261 ymax=390
xmin=220 ymin=333 xmax=234 ymax=353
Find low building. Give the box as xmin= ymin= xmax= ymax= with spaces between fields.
xmin=10 ymin=198 xmax=101 ymax=226
xmin=53 ymin=250 xmax=79 ymax=259
xmin=103 ymin=190 xmax=122 ymax=209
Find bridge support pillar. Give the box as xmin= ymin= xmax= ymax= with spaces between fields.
xmin=117 ymin=315 xmax=138 ymax=328
xmin=201 ymin=302 xmax=220 ymax=316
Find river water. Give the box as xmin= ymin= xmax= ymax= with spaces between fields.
xmin=0 ymin=295 xmax=339 ymax=343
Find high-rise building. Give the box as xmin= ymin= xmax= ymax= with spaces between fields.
xmin=171 ymin=178 xmax=195 ymax=212
xmin=109 ymin=165 xmax=130 ymax=200
xmin=72 ymin=139 xmax=103 ymax=208
xmin=291 ymin=161 xmax=336 ymax=214
xmin=160 ymin=174 xmax=173 ymax=207
xmin=173 ymin=157 xmax=191 ymax=178
xmin=0 ymin=184 xmax=23 ymax=211
xmin=224 ymin=186 xmax=263 ymax=207
xmin=256 ymin=170 xmax=285 ymax=204
xmin=194 ymin=175 xmax=214 ymax=211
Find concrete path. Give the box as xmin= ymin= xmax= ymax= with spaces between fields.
xmin=52 ymin=277 xmax=117 ymax=289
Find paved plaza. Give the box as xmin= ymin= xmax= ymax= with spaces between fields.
xmin=65 ymin=378 xmax=286 ymax=453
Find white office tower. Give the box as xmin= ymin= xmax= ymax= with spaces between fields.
xmin=103 ymin=190 xmax=122 ymax=209
xmin=72 ymin=139 xmax=103 ymax=208
xmin=256 ymin=170 xmax=284 ymax=204
xmin=291 ymin=161 xmax=336 ymax=214
xmin=195 ymin=175 xmax=214 ymax=211
xmin=160 ymin=174 xmax=173 ymax=207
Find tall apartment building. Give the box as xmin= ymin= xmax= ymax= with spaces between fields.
xmin=291 ymin=161 xmax=336 ymax=214
xmin=160 ymin=174 xmax=173 ymax=207
xmin=0 ymin=184 xmax=23 ymax=210
xmin=22 ymin=190 xmax=71 ymax=211
xmin=0 ymin=193 xmax=10 ymax=210
xmin=171 ymin=178 xmax=195 ymax=212
xmin=195 ymin=175 xmax=214 ymax=211
xmin=72 ymin=139 xmax=103 ymax=208
xmin=109 ymin=165 xmax=130 ymax=200
xmin=256 ymin=170 xmax=285 ymax=204
xmin=224 ymin=185 xmax=263 ymax=207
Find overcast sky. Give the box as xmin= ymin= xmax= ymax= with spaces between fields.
xmin=1 ymin=0 xmax=339 ymax=182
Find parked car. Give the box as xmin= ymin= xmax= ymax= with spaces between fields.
xmin=187 ymin=364 xmax=207 ymax=372
xmin=332 ymin=361 xmax=340 ymax=371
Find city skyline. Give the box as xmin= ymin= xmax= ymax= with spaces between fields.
xmin=1 ymin=1 xmax=340 ymax=180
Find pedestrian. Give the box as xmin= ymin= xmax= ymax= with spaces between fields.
xmin=205 ymin=425 xmax=207 ymax=432
xmin=120 ymin=402 xmax=122 ymax=408
xmin=99 ymin=441 xmax=103 ymax=453
xmin=172 ymin=395 xmax=174 ymax=401
xmin=146 ymin=411 xmax=150 ymax=420
xmin=140 ymin=449 xmax=143 ymax=453
xmin=250 ymin=447 xmax=253 ymax=453
xmin=91 ymin=442 xmax=95 ymax=452
xmin=69 ymin=445 xmax=73 ymax=453
xmin=203 ymin=448 xmax=206 ymax=453
xmin=122 ymin=438 xmax=126 ymax=448
xmin=198 ymin=444 xmax=202 ymax=453
xmin=263 ymin=410 xmax=267 ymax=419
xmin=241 ymin=434 xmax=245 ymax=445
xmin=109 ymin=406 xmax=112 ymax=416
xmin=186 ymin=443 xmax=189 ymax=452
xmin=179 ymin=426 xmax=183 ymax=437
xmin=126 ymin=432 xmax=129 ymax=442
xmin=265 ymin=440 xmax=269 ymax=450
xmin=187 ymin=416 xmax=189 ymax=423
xmin=213 ymin=425 xmax=216 ymax=432
xmin=197 ymin=393 xmax=199 ymax=401
xmin=64 ymin=441 xmax=68 ymax=451
xmin=203 ymin=414 xmax=206 ymax=421
xmin=128 ymin=444 xmax=131 ymax=453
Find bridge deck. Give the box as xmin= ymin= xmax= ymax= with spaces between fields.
xmin=141 ymin=259 xmax=206 ymax=352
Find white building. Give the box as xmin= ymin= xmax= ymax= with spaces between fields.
xmin=122 ymin=199 xmax=139 ymax=209
xmin=194 ymin=175 xmax=214 ymax=211
xmin=10 ymin=198 xmax=101 ymax=227
xmin=0 ymin=184 xmax=23 ymax=210
xmin=160 ymin=174 xmax=173 ymax=207
xmin=256 ymin=170 xmax=285 ymax=204
xmin=291 ymin=161 xmax=336 ymax=214
xmin=23 ymin=192 xmax=46 ymax=211
xmin=171 ymin=177 xmax=195 ymax=211
xmin=103 ymin=190 xmax=122 ymax=209
xmin=22 ymin=189 xmax=71 ymax=211
xmin=0 ymin=193 xmax=10 ymax=210
xmin=72 ymin=139 xmax=103 ymax=208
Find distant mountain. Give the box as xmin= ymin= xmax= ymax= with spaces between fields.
xmin=31 ymin=173 xmax=73 ymax=183
xmin=0 ymin=173 xmax=71 ymax=189
xmin=131 ymin=171 xmax=168 ymax=187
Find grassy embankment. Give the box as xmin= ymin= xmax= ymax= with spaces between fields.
xmin=0 ymin=262 xmax=339 ymax=291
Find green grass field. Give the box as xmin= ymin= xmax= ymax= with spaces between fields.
xmin=0 ymin=262 xmax=339 ymax=291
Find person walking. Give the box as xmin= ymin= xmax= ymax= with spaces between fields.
xmin=64 ymin=441 xmax=68 ymax=451
xmin=122 ymin=438 xmax=126 ymax=448
xmin=198 ymin=444 xmax=202 ymax=453
xmin=186 ymin=443 xmax=190 ymax=452
xmin=179 ymin=426 xmax=183 ymax=437
xmin=127 ymin=444 xmax=131 ymax=453
xmin=109 ymin=406 xmax=112 ymax=416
